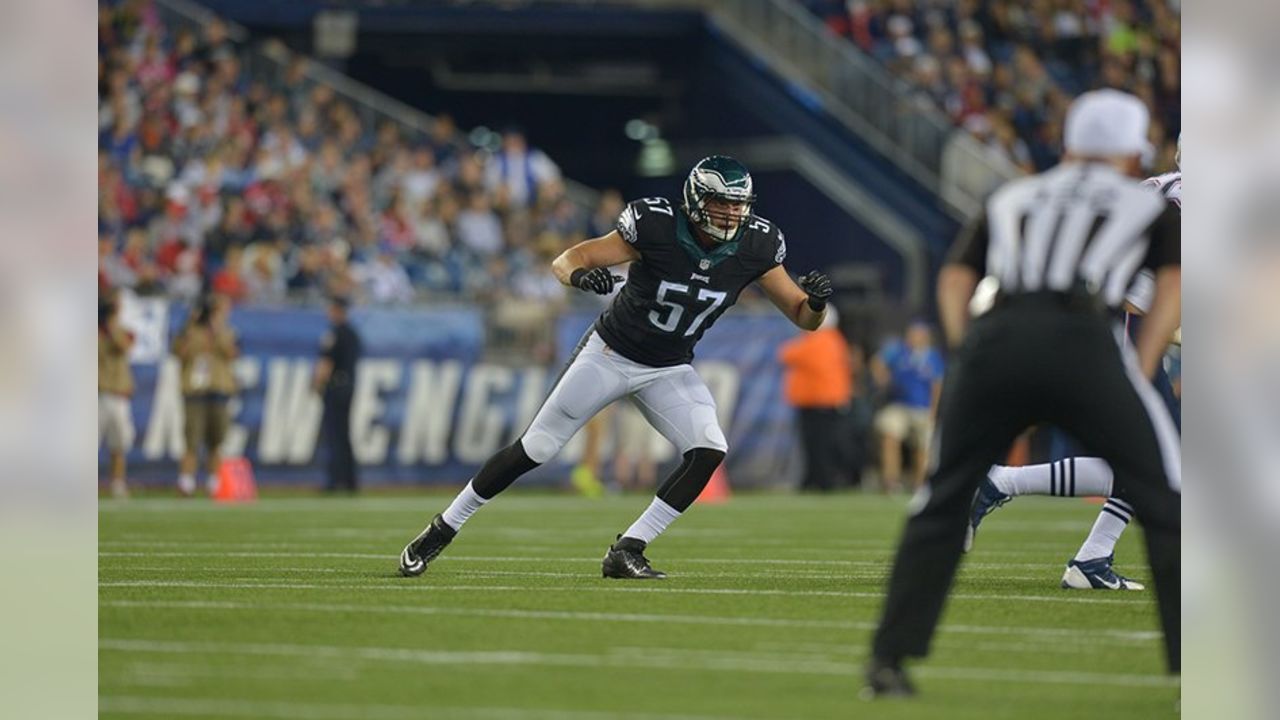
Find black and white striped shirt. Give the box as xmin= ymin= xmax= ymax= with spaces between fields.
xmin=950 ymin=163 xmax=1181 ymax=309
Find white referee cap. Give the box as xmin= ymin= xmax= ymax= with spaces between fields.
xmin=1063 ymin=89 xmax=1154 ymax=162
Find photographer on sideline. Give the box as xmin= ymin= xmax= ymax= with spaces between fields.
xmin=98 ymin=292 xmax=135 ymax=498
xmin=172 ymin=293 xmax=239 ymax=496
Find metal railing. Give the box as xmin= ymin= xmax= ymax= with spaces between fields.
xmin=708 ymin=0 xmax=1019 ymax=217
xmin=151 ymin=0 xmax=249 ymax=41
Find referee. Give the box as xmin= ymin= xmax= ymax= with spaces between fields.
xmin=865 ymin=89 xmax=1182 ymax=696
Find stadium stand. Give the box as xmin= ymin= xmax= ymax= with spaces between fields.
xmin=98 ymin=0 xmax=591 ymax=305
xmin=799 ymin=0 xmax=1180 ymax=173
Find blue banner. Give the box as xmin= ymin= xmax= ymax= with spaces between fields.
xmin=109 ymin=303 xmax=803 ymax=488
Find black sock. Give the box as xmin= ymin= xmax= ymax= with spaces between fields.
xmin=471 ymin=441 xmax=540 ymax=500
xmin=656 ymin=447 xmax=726 ymax=512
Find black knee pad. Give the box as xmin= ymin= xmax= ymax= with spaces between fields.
xmin=657 ymin=447 xmax=726 ymax=512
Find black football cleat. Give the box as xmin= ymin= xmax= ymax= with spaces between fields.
xmin=398 ymin=514 xmax=457 ymax=577
xmin=861 ymin=658 xmax=917 ymax=699
xmin=601 ymin=535 xmax=667 ymax=579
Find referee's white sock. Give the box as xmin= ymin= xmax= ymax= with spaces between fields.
xmin=441 ymin=481 xmax=488 ymax=531
xmin=622 ymin=497 xmax=682 ymax=544
xmin=1074 ymin=498 xmax=1134 ymax=561
xmin=989 ymin=457 xmax=1113 ymax=497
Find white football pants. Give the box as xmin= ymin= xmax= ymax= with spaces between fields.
xmin=520 ymin=331 xmax=728 ymax=464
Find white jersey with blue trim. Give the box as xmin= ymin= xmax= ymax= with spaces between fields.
xmin=1125 ymin=171 xmax=1183 ymax=313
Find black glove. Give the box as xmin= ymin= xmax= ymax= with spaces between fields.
xmin=570 ymin=267 xmax=623 ymax=295
xmin=798 ymin=270 xmax=833 ymax=312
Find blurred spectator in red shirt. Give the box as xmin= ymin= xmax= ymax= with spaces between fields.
xmin=378 ymin=190 xmax=417 ymax=254
xmin=212 ymin=245 xmax=247 ymax=302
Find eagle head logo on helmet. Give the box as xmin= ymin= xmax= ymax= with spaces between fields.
xmin=682 ymin=155 xmax=756 ymax=243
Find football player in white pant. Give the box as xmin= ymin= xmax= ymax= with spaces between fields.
xmin=398 ymin=156 xmax=832 ymax=579
xmin=965 ymin=140 xmax=1182 ymax=590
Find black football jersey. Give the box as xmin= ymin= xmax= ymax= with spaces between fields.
xmin=594 ymin=196 xmax=787 ymax=367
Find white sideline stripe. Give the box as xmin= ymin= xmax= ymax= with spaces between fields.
xmin=98 ymin=695 xmax=733 ymax=720
xmin=97 ymin=579 xmax=1147 ymax=605
xmin=116 ymin=659 xmax=359 ymax=684
xmin=97 ymin=551 xmax=1095 ymax=571
xmin=100 ymin=599 xmax=1160 ymax=643
xmin=98 ymin=639 xmax=1177 ymax=688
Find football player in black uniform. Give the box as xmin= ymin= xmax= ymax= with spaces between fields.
xmin=399 ymin=156 xmax=832 ymax=579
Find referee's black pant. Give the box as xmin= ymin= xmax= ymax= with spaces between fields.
xmin=872 ymin=296 xmax=1181 ymax=672
xmin=322 ymin=385 xmax=358 ymax=493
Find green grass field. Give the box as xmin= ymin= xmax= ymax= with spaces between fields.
xmin=99 ymin=492 xmax=1177 ymax=719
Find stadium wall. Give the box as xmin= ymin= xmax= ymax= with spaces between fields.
xmin=109 ymin=299 xmax=803 ymax=488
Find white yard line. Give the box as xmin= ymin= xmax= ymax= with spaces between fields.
xmin=102 ymin=551 xmax=394 ymax=560
xmin=98 ymin=638 xmax=1177 ymax=689
xmin=113 ymin=659 xmax=360 ymax=684
xmin=100 ymin=598 xmax=1160 ymax=643
xmin=114 ymin=566 xmax=352 ymax=573
xmin=97 ymin=579 xmax=1149 ymax=605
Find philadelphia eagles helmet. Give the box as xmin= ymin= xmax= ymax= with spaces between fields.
xmin=682 ymin=155 xmax=756 ymax=242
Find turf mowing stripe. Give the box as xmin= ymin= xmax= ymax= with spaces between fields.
xmin=100 ymin=599 xmax=1161 ymax=643
xmin=99 ymin=566 xmax=1073 ymax=582
xmin=99 ymin=695 xmax=739 ymax=720
xmin=98 ymin=639 xmax=1176 ymax=688
xmin=102 ymin=520 xmax=1095 ymax=538
xmin=97 ymin=551 xmax=1113 ymax=571
xmin=98 ymin=579 xmax=1149 ymax=605
xmin=100 ymin=638 xmax=855 ymax=675
xmin=99 ymin=539 xmax=1084 ymax=552
xmin=97 ymin=497 xmax=911 ymax=512
xmin=912 ymin=666 xmax=1178 ymax=688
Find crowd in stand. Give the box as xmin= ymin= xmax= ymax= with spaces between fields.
xmin=802 ymin=0 xmax=1181 ymax=173
xmin=98 ymin=0 xmax=609 ymax=306
xmin=101 ymin=0 xmax=1180 ymax=309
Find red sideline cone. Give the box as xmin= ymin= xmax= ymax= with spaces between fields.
xmin=696 ymin=464 xmax=731 ymax=504
xmin=213 ymin=457 xmax=258 ymax=503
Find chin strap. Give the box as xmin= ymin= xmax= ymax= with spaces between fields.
xmin=697 ymin=221 xmax=740 ymax=243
